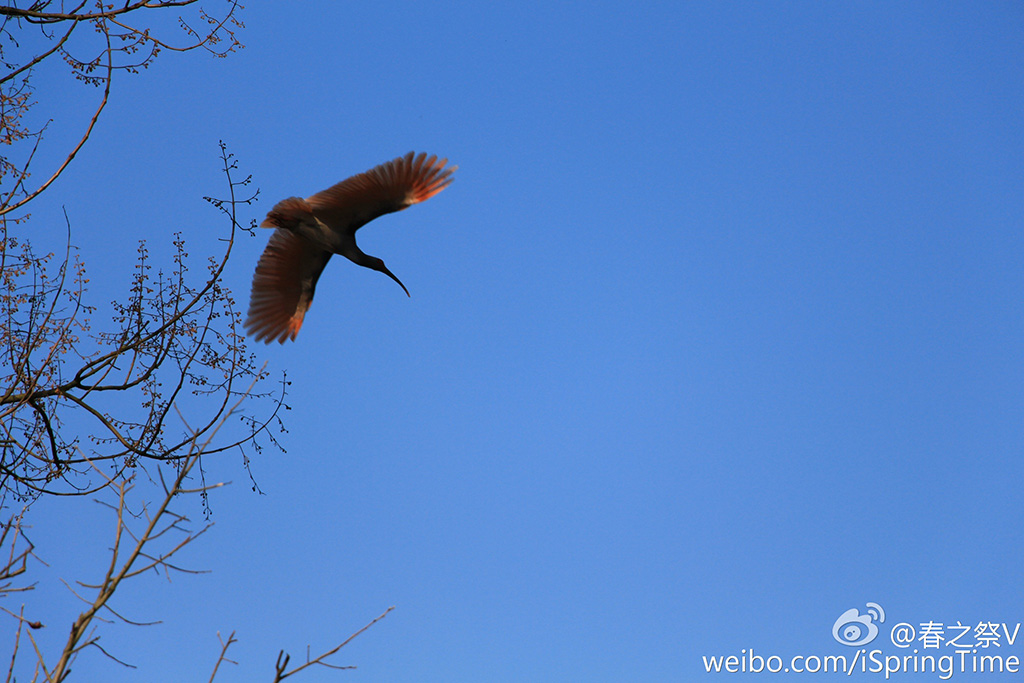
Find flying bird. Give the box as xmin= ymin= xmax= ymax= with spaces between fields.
xmin=245 ymin=152 xmax=456 ymax=343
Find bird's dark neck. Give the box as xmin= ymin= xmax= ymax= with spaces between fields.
xmin=340 ymin=242 xmax=376 ymax=269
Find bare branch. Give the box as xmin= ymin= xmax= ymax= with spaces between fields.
xmin=0 ymin=510 xmax=35 ymax=587
xmin=207 ymin=630 xmax=238 ymax=682
xmin=48 ymin=378 xmax=250 ymax=680
xmin=0 ymin=19 xmax=78 ymax=87
xmin=272 ymin=607 xmax=396 ymax=681
xmin=0 ymin=13 xmax=113 ymax=216
xmin=0 ymin=0 xmax=244 ymax=215
xmin=0 ymin=1 xmax=196 ymax=23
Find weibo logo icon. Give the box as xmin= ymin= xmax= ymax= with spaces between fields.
xmin=832 ymin=602 xmax=885 ymax=646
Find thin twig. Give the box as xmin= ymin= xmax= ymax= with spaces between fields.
xmin=273 ymin=607 xmax=395 ymax=681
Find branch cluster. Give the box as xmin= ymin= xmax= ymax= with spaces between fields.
xmin=0 ymin=0 xmax=244 ymax=217
xmin=1 ymin=395 xmax=386 ymax=682
xmin=0 ymin=143 xmax=286 ymax=507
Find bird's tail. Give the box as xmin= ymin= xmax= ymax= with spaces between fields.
xmin=260 ymin=196 xmax=318 ymax=229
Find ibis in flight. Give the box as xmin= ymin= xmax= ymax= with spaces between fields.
xmin=245 ymin=152 xmax=456 ymax=343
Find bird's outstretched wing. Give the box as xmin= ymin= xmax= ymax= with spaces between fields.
xmin=306 ymin=152 xmax=456 ymax=233
xmin=245 ymin=229 xmax=332 ymax=343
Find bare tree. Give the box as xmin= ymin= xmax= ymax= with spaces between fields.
xmin=0 ymin=7 xmax=394 ymax=678
xmin=0 ymin=2 xmax=280 ymax=506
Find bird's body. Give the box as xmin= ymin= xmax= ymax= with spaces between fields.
xmin=245 ymin=152 xmax=455 ymax=343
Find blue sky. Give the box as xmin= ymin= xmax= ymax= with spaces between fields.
xmin=10 ymin=1 xmax=1024 ymax=681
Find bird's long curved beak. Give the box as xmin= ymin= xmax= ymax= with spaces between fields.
xmin=381 ymin=265 xmax=411 ymax=297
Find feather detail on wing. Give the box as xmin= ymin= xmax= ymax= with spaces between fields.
xmin=305 ymin=152 xmax=456 ymax=233
xmin=245 ymin=229 xmax=331 ymax=344
xmin=260 ymin=196 xmax=318 ymax=229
